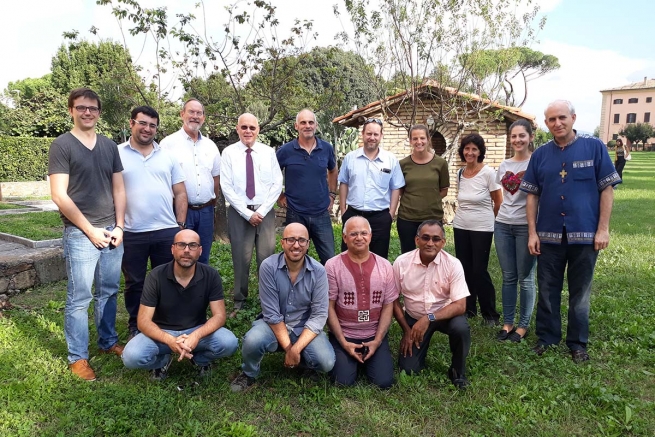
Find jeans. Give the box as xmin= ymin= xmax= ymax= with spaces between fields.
xmin=63 ymin=225 xmax=123 ymax=364
xmin=536 ymin=236 xmax=598 ymax=351
xmin=398 ymin=313 xmax=470 ymax=377
xmin=494 ymin=222 xmax=537 ymax=328
xmin=122 ymin=227 xmax=179 ymax=330
xmin=286 ymin=207 xmax=335 ymax=265
xmin=329 ymin=333 xmax=394 ymax=388
xmin=186 ymin=205 xmax=214 ymax=264
xmin=122 ymin=326 xmax=238 ymax=369
xmin=240 ymin=319 xmax=335 ymax=378
xmin=453 ymin=228 xmax=499 ymax=321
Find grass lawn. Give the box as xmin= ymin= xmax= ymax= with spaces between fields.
xmin=0 ymin=202 xmax=27 ymax=210
xmin=1 ymin=153 xmax=653 ymax=436
xmin=0 ymin=211 xmax=62 ymax=240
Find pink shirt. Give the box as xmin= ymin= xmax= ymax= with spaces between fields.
xmin=326 ymin=252 xmax=398 ymax=339
xmin=393 ymin=249 xmax=470 ymax=320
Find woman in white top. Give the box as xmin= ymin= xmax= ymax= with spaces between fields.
xmin=453 ymin=133 xmax=502 ymax=326
xmin=494 ymin=119 xmax=537 ymax=343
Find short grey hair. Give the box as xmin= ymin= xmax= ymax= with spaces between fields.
xmin=544 ymin=100 xmax=575 ymax=117
xmin=342 ymin=216 xmax=372 ymax=235
xmin=296 ymin=109 xmax=316 ymax=124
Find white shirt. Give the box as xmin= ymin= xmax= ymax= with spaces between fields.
xmin=453 ymin=165 xmax=500 ymax=232
xmin=159 ymin=128 xmax=221 ymax=205
xmin=495 ymin=157 xmax=531 ymax=225
xmin=220 ymin=140 xmax=283 ymax=220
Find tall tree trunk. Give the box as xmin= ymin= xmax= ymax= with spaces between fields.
xmin=213 ymin=190 xmax=229 ymax=243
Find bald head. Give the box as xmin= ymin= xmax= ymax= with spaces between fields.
xmin=237 ymin=113 xmax=260 ymax=147
xmin=283 ymin=222 xmax=309 ymax=239
xmin=174 ymin=229 xmax=201 ymax=244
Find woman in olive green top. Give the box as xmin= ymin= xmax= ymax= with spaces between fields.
xmin=397 ymin=124 xmax=450 ymax=253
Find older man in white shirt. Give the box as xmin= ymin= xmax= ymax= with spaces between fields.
xmin=220 ymin=113 xmax=283 ymax=315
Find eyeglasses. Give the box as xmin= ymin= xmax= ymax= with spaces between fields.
xmin=347 ymin=231 xmax=371 ymax=238
xmin=240 ymin=125 xmax=258 ymax=131
xmin=132 ymin=119 xmax=158 ymax=130
xmin=74 ymin=105 xmax=100 ymax=114
xmin=363 ymin=118 xmax=383 ymax=126
xmin=185 ymin=110 xmax=203 ymax=116
xmin=173 ymin=242 xmax=201 ymax=250
xmin=418 ymin=234 xmax=443 ymax=243
xmin=281 ymin=237 xmax=309 ymax=246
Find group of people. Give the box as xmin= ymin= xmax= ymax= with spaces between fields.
xmin=48 ymin=87 xmax=620 ymax=388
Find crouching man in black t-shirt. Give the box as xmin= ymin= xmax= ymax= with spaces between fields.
xmin=122 ymin=230 xmax=238 ymax=380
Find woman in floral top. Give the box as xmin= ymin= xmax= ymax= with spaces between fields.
xmin=494 ymin=119 xmax=537 ymax=342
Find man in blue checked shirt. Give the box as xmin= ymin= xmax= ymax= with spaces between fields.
xmin=338 ymin=118 xmax=405 ymax=259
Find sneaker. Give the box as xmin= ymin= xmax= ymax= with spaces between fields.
xmin=447 ymin=367 xmax=470 ymax=390
xmin=532 ymin=344 xmax=551 ymax=356
xmin=127 ymin=328 xmax=140 ymax=342
xmin=192 ymin=359 xmax=212 ymax=378
xmin=69 ymin=359 xmax=96 ymax=381
xmin=151 ymin=355 xmax=174 ymax=382
xmin=230 ymin=372 xmax=256 ymax=392
xmin=99 ymin=343 xmax=125 ymax=357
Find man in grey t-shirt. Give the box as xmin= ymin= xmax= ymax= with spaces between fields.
xmin=48 ymin=88 xmax=126 ymax=381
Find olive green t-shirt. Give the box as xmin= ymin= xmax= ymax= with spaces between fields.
xmin=398 ymin=154 xmax=450 ymax=221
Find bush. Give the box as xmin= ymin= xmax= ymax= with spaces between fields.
xmin=0 ymin=136 xmax=53 ymax=181
xmin=607 ymin=139 xmax=616 ymax=150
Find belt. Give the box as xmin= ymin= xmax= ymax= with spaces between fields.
xmin=246 ymin=204 xmax=262 ymax=211
xmin=347 ymin=206 xmax=389 ymax=217
xmin=188 ymin=200 xmax=215 ymax=210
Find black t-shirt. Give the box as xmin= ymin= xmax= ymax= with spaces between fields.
xmin=48 ymin=132 xmax=123 ymax=227
xmin=141 ymin=261 xmax=224 ymax=330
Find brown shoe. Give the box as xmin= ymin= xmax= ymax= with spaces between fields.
xmin=69 ymin=359 xmax=97 ymax=381
xmin=99 ymin=343 xmax=124 ymax=357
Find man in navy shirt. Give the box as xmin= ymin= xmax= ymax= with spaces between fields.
xmin=520 ymin=100 xmax=620 ymax=363
xmin=276 ymin=109 xmax=338 ymax=265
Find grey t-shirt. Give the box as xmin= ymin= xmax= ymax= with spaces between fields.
xmin=48 ymin=132 xmax=123 ymax=228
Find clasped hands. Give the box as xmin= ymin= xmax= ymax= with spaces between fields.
xmin=169 ymin=333 xmax=199 ymax=362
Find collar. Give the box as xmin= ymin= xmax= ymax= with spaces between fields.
xmin=354 ymin=146 xmax=384 ymax=162
xmin=553 ymin=130 xmax=578 ymax=149
xmin=292 ymin=138 xmax=323 ymax=151
xmin=410 ymin=248 xmax=442 ymax=267
xmin=275 ymin=252 xmax=313 ymax=272
xmin=180 ymin=128 xmax=203 ymax=142
xmin=165 ymin=260 xmax=204 ymax=287
xmin=124 ymin=138 xmax=160 ymax=153
xmin=237 ymin=141 xmax=260 ymax=153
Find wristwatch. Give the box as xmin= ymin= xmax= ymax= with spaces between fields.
xmin=177 ymin=221 xmax=186 ymax=229
xmin=427 ymin=313 xmax=436 ymax=322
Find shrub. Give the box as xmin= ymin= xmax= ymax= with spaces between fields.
xmin=607 ymin=139 xmax=616 ymax=150
xmin=0 ymin=136 xmax=53 ymax=181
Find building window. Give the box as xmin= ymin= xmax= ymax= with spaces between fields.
xmin=626 ymin=113 xmax=637 ymax=123
xmin=645 ymin=112 xmax=651 ymax=123
xmin=612 ymin=134 xmax=619 ymax=140
xmin=628 ymin=98 xmax=639 ymax=103
xmin=613 ymin=114 xmax=620 ymax=123
xmin=647 ymin=97 xmax=653 ymax=103
xmin=613 ymin=99 xmax=623 ymax=104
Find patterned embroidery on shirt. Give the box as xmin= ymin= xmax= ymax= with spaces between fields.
xmin=519 ymin=180 xmax=539 ymax=194
xmin=358 ymin=310 xmax=370 ymax=322
xmin=343 ymin=292 xmax=355 ymax=306
xmin=501 ymin=170 xmax=525 ymax=195
xmin=372 ymin=289 xmax=382 ymax=304
xmin=572 ymin=160 xmax=594 ymax=169
xmin=598 ymin=172 xmax=621 ymax=190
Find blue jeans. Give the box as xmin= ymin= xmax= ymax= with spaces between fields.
xmin=122 ymin=227 xmax=179 ymax=330
xmin=494 ymin=222 xmax=537 ymax=328
xmin=63 ymin=225 xmax=123 ymax=363
xmin=285 ymin=207 xmax=335 ymax=265
xmin=536 ymin=237 xmax=598 ymax=351
xmin=186 ymin=205 xmax=214 ymax=264
xmin=122 ymin=326 xmax=238 ymax=369
xmin=240 ymin=318 xmax=335 ymax=378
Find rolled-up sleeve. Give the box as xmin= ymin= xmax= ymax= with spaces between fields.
xmin=305 ymin=266 xmax=329 ymax=334
xmin=259 ymin=258 xmax=284 ymax=325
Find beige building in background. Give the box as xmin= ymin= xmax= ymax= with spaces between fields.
xmin=599 ymin=77 xmax=655 ymax=146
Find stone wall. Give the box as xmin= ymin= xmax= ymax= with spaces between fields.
xmin=0 ymin=180 xmax=50 ymax=200
xmin=0 ymin=246 xmax=66 ymax=304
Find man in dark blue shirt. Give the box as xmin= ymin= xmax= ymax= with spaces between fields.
xmin=276 ymin=109 xmax=338 ymax=265
xmin=520 ymin=100 xmax=620 ymax=364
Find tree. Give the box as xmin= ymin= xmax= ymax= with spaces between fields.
xmin=534 ymin=128 xmax=553 ymax=148
xmin=619 ymin=123 xmax=654 ymax=148
xmin=335 ymin=0 xmax=547 ymax=158
xmin=593 ymin=125 xmax=600 ymax=138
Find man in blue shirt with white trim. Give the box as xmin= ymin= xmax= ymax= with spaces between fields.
xmin=520 ymin=100 xmax=620 ymax=363
xmin=276 ymin=109 xmax=338 ymax=265
xmin=338 ymin=118 xmax=405 ymax=259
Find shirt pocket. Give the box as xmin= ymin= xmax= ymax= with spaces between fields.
xmin=258 ymin=163 xmax=273 ymax=185
xmin=572 ymin=166 xmax=595 ymax=181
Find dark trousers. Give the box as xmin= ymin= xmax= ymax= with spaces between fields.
xmin=329 ymin=333 xmax=394 ymax=389
xmin=121 ymin=227 xmax=179 ymax=330
xmin=397 ymin=217 xmax=443 ymax=254
xmin=398 ymin=313 xmax=470 ymax=377
xmin=536 ymin=236 xmax=598 ymax=351
xmin=615 ymin=157 xmax=626 ymax=180
xmin=185 ymin=204 xmax=215 ymax=264
xmin=286 ymin=207 xmax=335 ymax=265
xmin=453 ymin=228 xmax=499 ymax=321
xmin=341 ymin=207 xmax=392 ymax=259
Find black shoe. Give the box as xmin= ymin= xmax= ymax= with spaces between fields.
xmin=127 ymin=328 xmax=140 ymax=342
xmin=151 ymin=355 xmax=174 ymax=381
xmin=496 ymin=327 xmax=515 ymax=341
xmin=191 ymin=359 xmax=212 ymax=377
xmin=483 ymin=318 xmax=500 ymax=328
xmin=508 ymin=329 xmax=529 ymax=343
xmin=570 ymin=349 xmax=590 ymax=363
xmin=230 ymin=372 xmax=256 ymax=392
xmin=532 ymin=344 xmax=550 ymax=356
xmin=447 ymin=367 xmax=470 ymax=390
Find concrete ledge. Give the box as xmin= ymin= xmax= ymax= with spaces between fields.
xmin=0 ymin=241 xmax=65 ymax=297
xmin=0 ymin=232 xmax=62 ymax=248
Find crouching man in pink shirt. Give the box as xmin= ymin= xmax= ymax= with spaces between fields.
xmin=393 ymin=219 xmax=471 ymax=390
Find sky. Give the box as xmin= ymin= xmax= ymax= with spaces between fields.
xmin=1 ymin=0 xmax=654 ymax=133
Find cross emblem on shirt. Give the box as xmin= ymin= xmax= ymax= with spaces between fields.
xmin=559 ymin=169 xmax=567 ymax=178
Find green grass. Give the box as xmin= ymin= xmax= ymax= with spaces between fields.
xmin=1 ymin=153 xmax=654 ymax=436
xmin=0 ymin=211 xmax=62 ymax=240
xmin=0 ymin=202 xmax=27 ymax=210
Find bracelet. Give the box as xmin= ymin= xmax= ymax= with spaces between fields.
xmin=177 ymin=222 xmax=186 ymax=229
xmin=329 ymin=193 xmax=336 ymax=199
xmin=114 ymin=225 xmax=124 ymax=232
xmin=330 ymin=191 xmax=337 ymax=195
